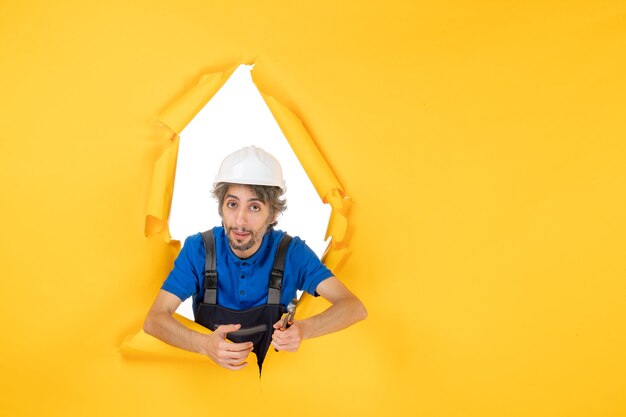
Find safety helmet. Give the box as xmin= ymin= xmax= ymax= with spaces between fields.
xmin=214 ymin=146 xmax=286 ymax=192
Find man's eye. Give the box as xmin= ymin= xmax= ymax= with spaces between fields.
xmin=250 ymin=205 xmax=260 ymax=212
xmin=226 ymin=201 xmax=237 ymax=209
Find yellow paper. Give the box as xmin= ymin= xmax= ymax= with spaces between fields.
xmin=145 ymin=137 xmax=179 ymax=237
xmin=159 ymin=67 xmax=237 ymax=134
xmin=2 ymin=1 xmax=625 ymax=417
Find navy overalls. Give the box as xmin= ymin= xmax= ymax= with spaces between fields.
xmin=194 ymin=229 xmax=292 ymax=373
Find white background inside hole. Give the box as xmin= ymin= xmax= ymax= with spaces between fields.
xmin=168 ymin=65 xmax=331 ymax=319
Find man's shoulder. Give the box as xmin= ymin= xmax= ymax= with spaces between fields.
xmin=180 ymin=229 xmax=222 ymax=258
xmin=186 ymin=227 xmax=224 ymax=244
xmin=270 ymin=228 xmax=304 ymax=247
xmin=183 ymin=231 xmax=205 ymax=247
xmin=272 ymin=230 xmax=316 ymax=260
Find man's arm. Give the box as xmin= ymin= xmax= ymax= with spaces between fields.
xmin=143 ymin=290 xmax=253 ymax=370
xmin=271 ymin=277 xmax=367 ymax=352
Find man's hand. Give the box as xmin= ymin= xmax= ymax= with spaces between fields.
xmin=197 ymin=324 xmax=254 ymax=370
xmin=268 ymin=277 xmax=367 ymax=353
xmin=271 ymin=320 xmax=304 ymax=352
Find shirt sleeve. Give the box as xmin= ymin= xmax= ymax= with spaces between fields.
xmin=289 ymin=236 xmax=334 ymax=296
xmin=160 ymin=234 xmax=204 ymax=302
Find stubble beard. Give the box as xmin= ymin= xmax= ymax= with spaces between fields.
xmin=226 ymin=223 xmax=270 ymax=253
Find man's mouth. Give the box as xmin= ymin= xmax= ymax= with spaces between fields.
xmin=230 ymin=228 xmax=251 ymax=240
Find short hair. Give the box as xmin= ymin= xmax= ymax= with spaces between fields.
xmin=212 ymin=182 xmax=287 ymax=227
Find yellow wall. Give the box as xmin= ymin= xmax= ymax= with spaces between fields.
xmin=1 ymin=1 xmax=625 ymax=416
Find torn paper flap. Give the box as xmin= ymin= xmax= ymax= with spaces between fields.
xmin=145 ymin=137 xmax=180 ymax=238
xmin=159 ymin=67 xmax=237 ymax=134
xmin=258 ymin=93 xmax=344 ymax=200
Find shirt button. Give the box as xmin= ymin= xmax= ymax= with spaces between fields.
xmin=240 ymin=274 xmax=245 ymax=279
xmin=240 ymin=290 xmax=245 ymax=295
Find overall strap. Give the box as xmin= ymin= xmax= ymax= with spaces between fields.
xmin=201 ymin=229 xmax=217 ymax=304
xmin=268 ymin=233 xmax=292 ymax=305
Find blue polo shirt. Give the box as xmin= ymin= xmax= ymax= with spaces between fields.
xmin=161 ymin=227 xmax=333 ymax=312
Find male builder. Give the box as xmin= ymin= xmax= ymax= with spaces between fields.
xmin=144 ymin=146 xmax=367 ymax=371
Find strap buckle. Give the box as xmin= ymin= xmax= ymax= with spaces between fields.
xmin=204 ymin=270 xmax=218 ymax=289
xmin=269 ymin=269 xmax=282 ymax=289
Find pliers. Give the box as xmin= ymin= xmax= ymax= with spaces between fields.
xmin=274 ymin=298 xmax=299 ymax=352
xmin=279 ymin=298 xmax=298 ymax=330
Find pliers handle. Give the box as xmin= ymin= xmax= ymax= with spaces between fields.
xmin=274 ymin=298 xmax=298 ymax=352
xmin=279 ymin=298 xmax=298 ymax=330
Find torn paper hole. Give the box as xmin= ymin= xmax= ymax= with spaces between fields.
xmin=168 ymin=65 xmax=331 ymax=320
xmin=126 ymin=63 xmax=351 ymax=363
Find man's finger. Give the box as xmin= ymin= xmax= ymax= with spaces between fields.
xmin=271 ymin=340 xmax=288 ymax=350
xmin=223 ymin=350 xmax=251 ymax=361
xmin=229 ymin=361 xmax=248 ymax=369
xmin=273 ymin=328 xmax=290 ymax=340
xmin=222 ymin=360 xmax=248 ymax=371
xmin=224 ymin=341 xmax=253 ymax=352
xmin=219 ymin=345 xmax=251 ymax=360
xmin=214 ymin=324 xmax=241 ymax=338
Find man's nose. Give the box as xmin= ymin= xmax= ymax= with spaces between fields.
xmin=235 ymin=208 xmax=248 ymax=225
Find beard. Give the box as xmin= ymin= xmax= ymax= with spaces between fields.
xmin=226 ymin=224 xmax=270 ymax=253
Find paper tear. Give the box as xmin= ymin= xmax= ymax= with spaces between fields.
xmin=132 ymin=62 xmax=355 ymax=364
xmin=322 ymin=247 xmax=350 ymax=273
xmin=159 ymin=67 xmax=237 ymax=134
xmin=257 ymin=93 xmax=344 ymax=200
xmin=145 ymin=138 xmax=180 ymax=238
xmin=325 ymin=209 xmax=347 ymax=243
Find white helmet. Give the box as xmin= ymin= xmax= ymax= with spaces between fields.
xmin=214 ymin=146 xmax=286 ymax=192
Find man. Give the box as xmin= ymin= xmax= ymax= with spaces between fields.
xmin=144 ymin=146 xmax=366 ymax=371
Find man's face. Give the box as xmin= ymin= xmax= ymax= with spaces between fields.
xmin=221 ymin=184 xmax=275 ymax=259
